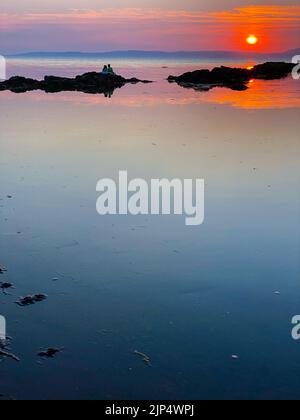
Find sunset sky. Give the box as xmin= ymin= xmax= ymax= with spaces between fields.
xmin=0 ymin=1 xmax=299 ymax=53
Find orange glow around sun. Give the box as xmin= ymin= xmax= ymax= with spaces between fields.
xmin=246 ymin=35 xmax=258 ymax=45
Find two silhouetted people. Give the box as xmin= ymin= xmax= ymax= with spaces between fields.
xmin=101 ymin=64 xmax=115 ymax=75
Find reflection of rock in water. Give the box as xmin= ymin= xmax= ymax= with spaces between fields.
xmin=0 ymin=72 xmax=152 ymax=95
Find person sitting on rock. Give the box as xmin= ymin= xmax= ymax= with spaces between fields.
xmin=107 ymin=64 xmax=115 ymax=75
xmin=101 ymin=65 xmax=108 ymax=74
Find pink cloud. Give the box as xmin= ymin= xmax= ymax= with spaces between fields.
xmin=1 ymin=5 xmax=299 ymax=52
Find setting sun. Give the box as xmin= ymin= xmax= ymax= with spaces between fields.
xmin=246 ymin=35 xmax=258 ymax=45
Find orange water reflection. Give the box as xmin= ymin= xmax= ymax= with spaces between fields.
xmin=1 ymin=77 xmax=299 ymax=110
xmin=205 ymin=78 xmax=300 ymax=109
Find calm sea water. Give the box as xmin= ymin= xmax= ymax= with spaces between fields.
xmin=0 ymin=57 xmax=300 ymax=400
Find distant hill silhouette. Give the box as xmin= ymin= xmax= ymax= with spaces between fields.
xmin=6 ymin=49 xmax=300 ymax=61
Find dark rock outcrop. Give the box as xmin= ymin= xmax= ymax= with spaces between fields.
xmin=0 ymin=72 xmax=152 ymax=95
xmin=168 ymin=67 xmax=250 ymax=91
xmin=0 ymin=76 xmax=41 ymax=93
xmin=168 ymin=62 xmax=296 ymax=91
xmin=251 ymin=62 xmax=296 ymax=80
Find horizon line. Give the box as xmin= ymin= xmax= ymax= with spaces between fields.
xmin=5 ymin=47 xmax=300 ymax=57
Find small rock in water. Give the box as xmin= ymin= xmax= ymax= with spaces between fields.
xmin=0 ymin=267 xmax=7 ymax=275
xmin=16 ymin=296 xmax=35 ymax=306
xmin=38 ymin=348 xmax=63 ymax=358
xmin=33 ymin=293 xmax=47 ymax=302
xmin=274 ymin=291 xmax=281 ymax=295
xmin=0 ymin=282 xmax=14 ymax=294
xmin=231 ymin=355 xmax=240 ymax=360
xmin=16 ymin=294 xmax=47 ymax=306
